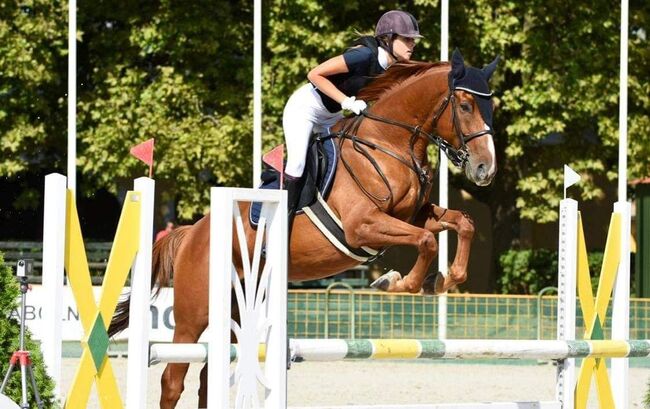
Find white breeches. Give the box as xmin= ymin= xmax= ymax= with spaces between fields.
xmin=283 ymin=83 xmax=342 ymax=178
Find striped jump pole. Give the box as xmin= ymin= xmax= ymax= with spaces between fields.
xmin=149 ymin=339 xmax=650 ymax=365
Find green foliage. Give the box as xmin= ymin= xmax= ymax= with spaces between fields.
xmin=75 ymin=0 xmax=255 ymax=219
xmin=470 ymin=0 xmax=650 ymax=221
xmin=0 ymin=254 xmax=57 ymax=407
xmin=1 ymin=0 xmax=254 ymax=221
xmin=0 ymin=1 xmax=68 ymax=212
xmin=498 ymin=248 xmax=604 ymax=294
xmin=498 ymin=249 xmax=557 ymax=294
xmin=1 ymin=0 xmax=650 ymax=240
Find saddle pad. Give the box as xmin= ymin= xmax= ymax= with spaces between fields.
xmin=249 ymin=136 xmax=337 ymax=226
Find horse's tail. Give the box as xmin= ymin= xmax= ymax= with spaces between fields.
xmin=108 ymin=225 xmax=191 ymax=337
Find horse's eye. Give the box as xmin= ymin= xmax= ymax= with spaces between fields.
xmin=460 ymin=102 xmax=472 ymax=113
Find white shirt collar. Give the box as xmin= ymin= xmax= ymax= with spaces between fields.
xmin=378 ymin=47 xmax=389 ymax=70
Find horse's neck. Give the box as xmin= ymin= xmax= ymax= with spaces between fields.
xmin=372 ymin=68 xmax=449 ymax=161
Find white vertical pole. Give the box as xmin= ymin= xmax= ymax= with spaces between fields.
xmin=41 ymin=173 xmax=68 ymax=399
xmin=617 ymin=0 xmax=628 ymax=203
xmin=612 ymin=202 xmax=630 ymax=409
xmin=612 ymin=1 xmax=630 ymax=406
xmin=437 ymin=0 xmax=449 ymax=340
xmin=126 ymin=177 xmax=155 ymax=409
xmin=556 ymin=198 xmax=577 ymax=409
xmin=264 ymin=190 xmax=288 ymax=407
xmin=208 ymin=188 xmax=235 ymax=409
xmin=67 ymin=0 xmax=76 ymax=194
xmin=253 ymin=0 xmax=262 ymax=187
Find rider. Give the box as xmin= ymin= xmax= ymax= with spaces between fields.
xmin=283 ymin=10 xmax=422 ymax=229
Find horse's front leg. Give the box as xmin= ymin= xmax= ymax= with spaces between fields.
xmin=344 ymin=210 xmax=438 ymax=293
xmin=413 ymin=203 xmax=475 ymax=294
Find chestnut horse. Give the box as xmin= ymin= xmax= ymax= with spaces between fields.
xmin=109 ymin=49 xmax=498 ymax=408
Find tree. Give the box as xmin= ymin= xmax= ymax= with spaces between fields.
xmin=1 ymin=0 xmax=255 ymax=225
xmin=0 ymin=1 xmax=68 ymax=235
xmin=76 ymin=0 xmax=255 ymax=220
xmin=0 ymin=254 xmax=56 ymax=406
xmin=452 ymin=0 xmax=650 ymax=287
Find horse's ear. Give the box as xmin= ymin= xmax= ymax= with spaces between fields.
xmin=450 ymin=48 xmax=465 ymax=79
xmin=482 ymin=55 xmax=500 ymax=81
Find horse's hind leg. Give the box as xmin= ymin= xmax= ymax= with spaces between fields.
xmin=160 ymin=317 xmax=207 ymax=409
xmin=160 ymin=362 xmax=190 ymax=409
xmin=160 ymin=280 xmax=209 ymax=408
xmin=198 ymin=363 xmax=208 ymax=408
xmin=413 ymin=204 xmax=475 ymax=294
xmin=196 ymin=292 xmax=240 ymax=407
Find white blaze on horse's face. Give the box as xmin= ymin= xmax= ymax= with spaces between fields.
xmin=465 ymin=127 xmax=497 ymax=186
xmin=456 ymin=92 xmax=497 ymax=186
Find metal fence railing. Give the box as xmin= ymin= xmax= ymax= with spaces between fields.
xmin=288 ymin=289 xmax=650 ymax=341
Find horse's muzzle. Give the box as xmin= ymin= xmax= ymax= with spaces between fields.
xmin=466 ymin=161 xmax=496 ymax=186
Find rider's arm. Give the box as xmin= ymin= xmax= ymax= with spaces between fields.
xmin=307 ymin=55 xmax=350 ymax=104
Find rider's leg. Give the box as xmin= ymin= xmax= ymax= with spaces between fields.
xmin=283 ymin=84 xmax=317 ymax=179
xmin=283 ymin=174 xmax=304 ymax=234
xmin=282 ymin=83 xmax=343 ymax=232
xmin=283 ymin=84 xmax=316 ymax=232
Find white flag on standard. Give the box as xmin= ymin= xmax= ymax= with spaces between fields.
xmin=563 ymin=165 xmax=581 ymax=198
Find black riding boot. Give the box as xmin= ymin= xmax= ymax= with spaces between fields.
xmin=284 ymin=174 xmax=303 ymax=236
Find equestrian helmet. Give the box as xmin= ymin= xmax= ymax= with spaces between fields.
xmin=375 ymin=10 xmax=423 ymax=38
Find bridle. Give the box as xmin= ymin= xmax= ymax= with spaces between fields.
xmin=335 ymin=78 xmax=493 ymax=219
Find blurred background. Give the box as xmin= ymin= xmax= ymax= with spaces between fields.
xmin=1 ymin=0 xmax=649 ymax=295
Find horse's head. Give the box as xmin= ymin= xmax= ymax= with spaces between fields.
xmin=436 ymin=49 xmax=499 ymax=186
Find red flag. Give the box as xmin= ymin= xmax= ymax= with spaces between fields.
xmin=262 ymin=144 xmax=284 ymax=188
xmin=130 ymin=138 xmax=154 ymax=178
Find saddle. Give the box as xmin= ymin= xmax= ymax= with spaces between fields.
xmin=250 ymin=135 xmax=337 ymax=223
xmin=250 ymin=134 xmax=379 ymax=263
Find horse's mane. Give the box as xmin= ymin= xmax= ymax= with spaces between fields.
xmin=357 ymin=61 xmax=449 ymax=102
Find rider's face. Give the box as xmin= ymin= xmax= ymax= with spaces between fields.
xmin=393 ymin=35 xmax=416 ymax=62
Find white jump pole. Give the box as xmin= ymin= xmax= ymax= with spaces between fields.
xmin=253 ymin=0 xmax=262 ymax=187
xmin=41 ymin=173 xmax=68 ymax=399
xmin=125 ymin=177 xmax=155 ymax=409
xmin=208 ymin=187 xmax=235 ymax=408
xmin=67 ymin=0 xmax=76 ymax=194
xmin=556 ymin=200 xmax=577 ymax=407
xmin=611 ymin=0 xmax=630 ymax=407
xmin=437 ymin=0 xmax=449 ymax=341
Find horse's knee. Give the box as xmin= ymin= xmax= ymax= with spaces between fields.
xmin=418 ymin=230 xmax=438 ymax=255
xmin=449 ymin=266 xmax=467 ymax=284
xmin=458 ymin=214 xmax=475 ymax=239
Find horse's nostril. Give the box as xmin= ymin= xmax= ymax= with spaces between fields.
xmin=476 ymin=164 xmax=487 ymax=180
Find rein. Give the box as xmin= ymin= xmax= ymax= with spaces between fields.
xmin=335 ymin=85 xmax=493 ymax=221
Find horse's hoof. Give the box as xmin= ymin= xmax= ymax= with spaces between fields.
xmin=370 ymin=270 xmax=401 ymax=292
xmin=421 ymin=271 xmax=446 ymax=295
xmin=421 ymin=272 xmax=439 ymax=295
xmin=435 ymin=271 xmax=447 ymax=294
